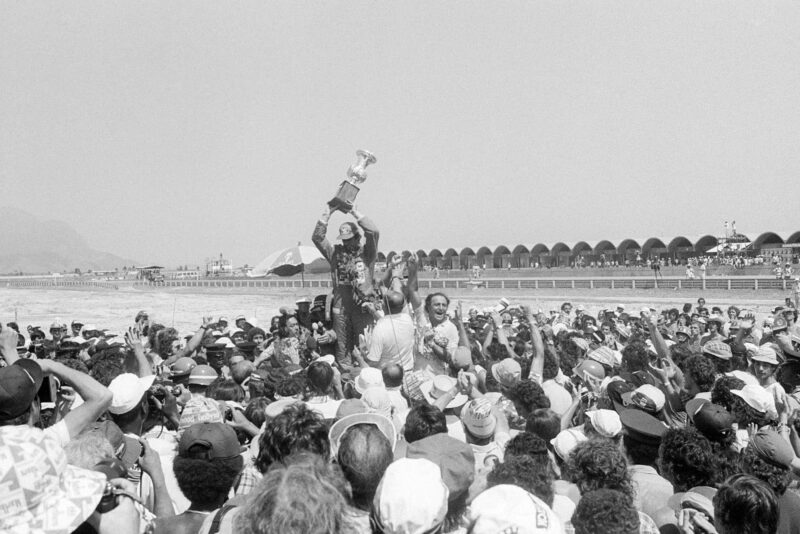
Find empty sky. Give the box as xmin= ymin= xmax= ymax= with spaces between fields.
xmin=2 ymin=2 xmax=799 ymax=267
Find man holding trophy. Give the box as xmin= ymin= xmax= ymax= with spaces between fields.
xmin=312 ymin=150 xmax=380 ymax=375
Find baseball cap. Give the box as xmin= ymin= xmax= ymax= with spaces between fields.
xmin=619 ymin=409 xmax=667 ymax=446
xmin=772 ymin=315 xmax=789 ymax=333
xmin=179 ymin=422 xmax=243 ymax=463
xmin=461 ymin=398 xmax=497 ymax=439
xmin=550 ymin=428 xmax=588 ymax=461
xmin=406 ymin=433 xmax=475 ymax=504
xmin=372 ymin=458 xmax=448 ymax=534
xmin=749 ymin=427 xmax=795 ymax=468
xmin=81 ymin=420 xmax=142 ymax=472
xmin=328 ymin=412 xmax=397 ymax=457
xmin=337 ymin=223 xmax=356 ymax=241
xmin=178 ymin=396 xmax=225 ymax=433
xmin=621 ymin=384 xmax=666 ymax=413
xmin=731 ymin=385 xmax=775 ymax=415
xmin=0 ymin=359 xmax=43 ymax=420
xmin=702 ymin=340 xmax=732 ymax=361
xmin=491 ymin=358 xmax=522 ymax=388
xmin=586 ymin=409 xmax=622 ymax=438
xmin=0 ymin=425 xmax=106 ymax=533
xmin=107 ymin=373 xmax=156 ymax=415
xmin=467 ymin=485 xmax=562 ymax=534
xmin=691 ymin=403 xmax=735 ymax=442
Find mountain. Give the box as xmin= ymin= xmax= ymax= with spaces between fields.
xmin=0 ymin=207 xmax=137 ymax=274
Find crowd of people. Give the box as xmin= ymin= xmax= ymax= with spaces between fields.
xmin=3 ymin=205 xmax=800 ymax=534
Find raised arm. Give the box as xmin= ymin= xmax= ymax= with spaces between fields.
xmin=312 ymin=206 xmax=335 ymax=262
xmin=523 ymin=306 xmax=545 ymax=382
xmin=0 ymin=327 xmax=20 ymax=366
xmin=351 ymin=206 xmax=379 ymax=264
xmin=405 ymin=253 xmax=422 ymax=311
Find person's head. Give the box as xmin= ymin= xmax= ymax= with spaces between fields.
xmin=740 ymin=428 xmax=794 ymax=496
xmin=403 ymin=404 xmax=447 ymax=443
xmin=336 ymin=423 xmax=393 ymax=511
xmin=698 ymin=298 xmax=706 ymax=307
xmin=174 ymin=422 xmax=244 ymax=508
xmin=384 ymin=290 xmax=406 ymax=315
xmin=248 ymin=327 xmax=267 ymax=345
xmin=566 ymin=438 xmax=633 ymax=501
xmin=208 ymin=378 xmax=245 ymax=403
xmin=714 ymin=474 xmax=779 ymax=534
xmin=425 ymin=292 xmax=450 ymax=324
xmin=107 ymin=373 xmax=155 ymax=435
xmin=278 ymin=315 xmax=300 ymax=339
xmin=337 ymin=221 xmax=362 ymax=247
xmin=504 ymin=431 xmax=552 ymax=468
xmin=238 ymin=453 xmax=349 ymax=534
xmin=561 ymin=302 xmax=573 ymax=314
xmin=486 ymin=454 xmax=554 ymax=507
xmin=381 ymin=364 xmax=404 ymax=388
xmin=524 ymin=408 xmax=561 ymax=442
xmin=244 ymin=396 xmax=270 ymax=429
xmin=509 ymin=380 xmax=551 ymax=419
xmin=621 ymin=342 xmax=649 ymax=374
xmin=683 ymin=355 xmax=717 ymax=397
xmin=274 ymin=375 xmax=306 ymax=399
xmin=658 ymin=427 xmax=717 ymax=492
xmin=255 ymin=403 xmax=330 ymax=473
xmin=306 ymin=361 xmax=335 ymax=396
xmin=571 ymin=489 xmax=640 ymax=534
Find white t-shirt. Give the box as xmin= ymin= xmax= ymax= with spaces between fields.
xmin=542 ymin=379 xmax=572 ymax=417
xmin=367 ymin=312 xmax=415 ymax=371
xmin=413 ymin=309 xmax=459 ymax=376
xmin=305 ymin=396 xmax=343 ymax=421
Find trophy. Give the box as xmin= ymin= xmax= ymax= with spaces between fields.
xmin=328 ymin=149 xmax=377 ymax=213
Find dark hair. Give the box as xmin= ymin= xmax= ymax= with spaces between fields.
xmin=740 ymin=445 xmax=791 ymax=496
xmin=255 ymin=403 xmax=330 ymax=473
xmin=306 ymin=361 xmax=334 ymax=396
xmin=247 ymin=327 xmax=267 ymax=343
xmin=621 ymin=342 xmax=650 ymax=374
xmin=684 ymin=355 xmax=717 ymax=393
xmin=509 ymin=380 xmax=551 ymax=417
xmin=730 ymin=395 xmax=775 ymax=429
xmin=276 ymin=315 xmax=298 ymax=340
xmin=336 ymin=424 xmax=393 ymax=511
xmin=208 ymin=378 xmax=245 ymax=403
xmin=711 ymin=375 xmax=745 ymax=412
xmin=566 ymin=439 xmax=634 ymax=501
xmin=238 ymin=453 xmax=349 ymax=534
xmin=524 ymin=409 xmax=561 ymax=442
xmin=275 ymin=376 xmax=306 ymax=398
xmin=670 ymin=343 xmax=696 ymax=370
xmin=244 ymin=397 xmax=270 ymax=428
xmin=542 ymin=348 xmax=559 ymax=381
xmin=486 ymin=454 xmax=554 ymax=507
xmin=571 ymin=489 xmax=640 ymax=534
xmin=89 ymin=349 xmax=129 ymax=386
xmin=172 ymin=455 xmax=242 ymax=507
xmin=714 ymin=474 xmax=779 ymax=534
xmin=622 ymin=434 xmax=660 ymax=467
xmin=658 ymin=427 xmax=717 ymax=492
xmin=403 ymin=404 xmax=447 ymax=443
xmin=504 ymin=431 xmax=551 ymax=464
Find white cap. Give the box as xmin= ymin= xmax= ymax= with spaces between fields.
xmin=467 ymin=485 xmax=562 ymax=534
xmin=355 ymin=368 xmax=385 ymax=394
xmin=587 ymin=409 xmax=622 ymax=438
xmin=550 ymin=428 xmax=587 ymax=461
xmin=372 ymin=458 xmax=448 ymax=534
xmin=732 ymin=385 xmax=776 ymax=416
xmin=108 ymin=374 xmax=156 ymax=415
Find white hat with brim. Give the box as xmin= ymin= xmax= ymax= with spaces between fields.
xmin=419 ymin=375 xmax=467 ymax=409
xmin=0 ymin=426 xmax=107 ymax=534
xmin=731 ymin=385 xmax=775 ymax=415
xmin=108 ymin=373 xmax=156 ymax=415
xmin=750 ymin=346 xmax=780 ymax=366
xmin=329 ymin=412 xmax=397 ymax=457
xmin=467 ymin=484 xmax=562 ymax=534
xmin=355 ymin=367 xmax=385 ymax=394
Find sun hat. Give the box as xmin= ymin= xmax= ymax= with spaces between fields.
xmin=355 ymin=367 xmax=385 ymax=394
xmin=401 ymin=370 xmax=429 ymax=403
xmin=749 ymin=427 xmax=795 ymax=468
xmin=750 ymin=346 xmax=780 ymax=366
xmin=702 ymin=340 xmax=732 ymax=361
xmin=406 ymin=433 xmax=475 ymax=504
xmin=731 ymin=385 xmax=775 ymax=415
xmin=467 ymin=484 xmax=562 ymax=534
xmin=551 ymin=428 xmax=588 ymax=461
xmin=419 ymin=375 xmax=468 ymax=409
xmin=461 ymin=398 xmax=497 ymax=439
xmin=0 ymin=425 xmax=106 ymax=533
xmin=725 ymin=369 xmax=760 ymax=387
xmin=586 ymin=409 xmax=622 ymax=438
xmin=329 ymin=412 xmax=397 ymax=457
xmin=107 ymin=373 xmax=156 ymax=415
xmin=372 ymin=458 xmax=448 ymax=534
xmin=571 ymin=337 xmax=590 ymax=353
xmin=0 ymin=359 xmax=43 ymax=420
xmin=335 ymin=399 xmax=369 ymax=419
xmin=491 ymin=358 xmax=522 ymax=388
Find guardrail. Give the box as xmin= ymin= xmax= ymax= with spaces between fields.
xmin=125 ymin=277 xmax=795 ymax=291
xmin=4 ymin=280 xmax=120 ymax=290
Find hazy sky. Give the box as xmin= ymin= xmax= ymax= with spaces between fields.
xmin=2 ymin=2 xmax=799 ymax=267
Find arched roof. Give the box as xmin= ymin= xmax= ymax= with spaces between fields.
xmin=551 ymin=242 xmax=570 ymax=255
xmin=786 ymin=231 xmax=800 ymax=245
xmin=415 ymin=249 xmax=428 ymax=258
xmin=642 ymin=237 xmax=668 ymax=254
xmin=694 ymin=235 xmax=718 ymax=253
xmin=459 ymin=247 xmax=475 ymax=258
xmin=617 ymin=239 xmax=641 ymax=253
xmin=512 ymin=244 xmax=529 ymax=254
xmin=752 ymin=231 xmax=785 ymax=248
xmin=428 ymin=249 xmax=443 ymax=258
xmin=531 ymin=243 xmax=550 ymax=255
xmin=593 ymin=240 xmax=616 ymax=254
xmin=444 ymin=248 xmax=458 ymax=258
xmin=572 ymin=241 xmax=592 ymax=255
xmin=494 ymin=245 xmax=511 ymax=256
xmin=668 ymin=236 xmax=693 ymax=251
xmin=476 ymin=246 xmax=492 ymax=257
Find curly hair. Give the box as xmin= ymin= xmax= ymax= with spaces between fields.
xmin=504 ymin=431 xmax=551 ymax=463
xmin=509 ymin=379 xmax=551 ymax=417
xmin=683 ymin=355 xmax=717 ymax=394
xmin=173 ymin=456 xmax=243 ymax=507
xmin=237 ymin=453 xmax=349 ymax=534
xmin=524 ymin=409 xmax=561 ymax=443
xmin=621 ymin=342 xmax=650 ymax=374
xmin=714 ymin=474 xmax=779 ymax=534
xmin=670 ymin=343 xmax=696 ymax=371
xmin=740 ymin=445 xmax=791 ymax=496
xmin=403 ymin=404 xmax=447 ymax=443
xmin=54 ymin=357 xmax=89 ymax=374
xmin=571 ymin=489 xmax=640 ymax=534
xmin=275 ymin=375 xmax=306 ymax=399
xmin=255 ymin=403 xmax=330 ymax=473
xmin=710 ymin=375 xmax=745 ymax=412
xmin=487 ymin=454 xmax=554 ymax=507
xmin=622 ymin=434 xmax=660 ymax=467
xmin=658 ymin=427 xmax=717 ymax=492
xmin=89 ymin=349 xmax=128 ymax=386
xmin=729 ymin=395 xmax=775 ymax=428
xmin=542 ymin=346 xmax=560 ymax=381
xmin=154 ymin=327 xmax=180 ymax=359
xmin=566 ymin=439 xmax=634 ymax=501
xmin=244 ymin=397 xmax=270 ymax=428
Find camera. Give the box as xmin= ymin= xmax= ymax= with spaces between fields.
xmin=96 ymin=483 xmax=120 ymax=514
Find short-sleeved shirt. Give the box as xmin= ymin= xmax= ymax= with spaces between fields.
xmin=367 ymin=312 xmax=415 ymax=371
xmin=413 ymin=309 xmax=459 ymax=376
